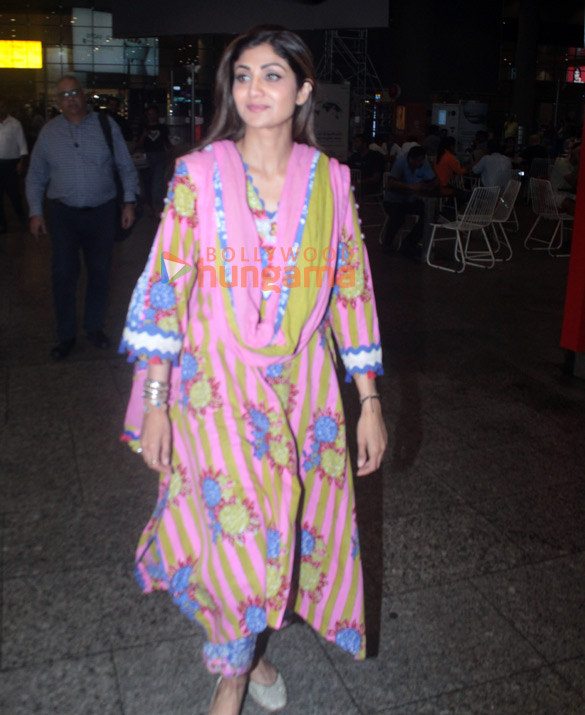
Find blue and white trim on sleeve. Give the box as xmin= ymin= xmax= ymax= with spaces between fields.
xmin=339 ymin=343 xmax=383 ymax=381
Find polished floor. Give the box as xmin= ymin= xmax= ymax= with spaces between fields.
xmin=1 ymin=196 xmax=584 ymax=714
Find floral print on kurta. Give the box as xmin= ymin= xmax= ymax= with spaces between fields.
xmin=120 ymin=141 xmax=382 ymax=673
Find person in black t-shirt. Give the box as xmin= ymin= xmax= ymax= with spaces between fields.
xmin=136 ymin=105 xmax=172 ymax=215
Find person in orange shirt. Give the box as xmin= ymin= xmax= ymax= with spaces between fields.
xmin=434 ymin=136 xmax=468 ymax=187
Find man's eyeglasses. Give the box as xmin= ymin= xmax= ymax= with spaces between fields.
xmin=58 ymin=89 xmax=83 ymax=99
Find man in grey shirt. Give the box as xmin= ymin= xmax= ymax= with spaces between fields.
xmin=27 ymin=75 xmax=138 ymax=360
xmin=471 ymin=142 xmax=512 ymax=194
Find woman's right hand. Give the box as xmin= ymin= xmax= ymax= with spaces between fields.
xmin=140 ymin=405 xmax=172 ymax=472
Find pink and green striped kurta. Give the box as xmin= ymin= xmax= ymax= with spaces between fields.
xmin=120 ymin=140 xmax=383 ymax=670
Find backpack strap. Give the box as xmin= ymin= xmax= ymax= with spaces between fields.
xmin=98 ymin=112 xmax=115 ymax=158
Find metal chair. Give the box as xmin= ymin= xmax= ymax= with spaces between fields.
xmin=453 ymin=174 xmax=480 ymax=192
xmin=425 ymin=186 xmax=500 ymax=273
xmin=524 ymin=178 xmax=574 ymax=258
xmin=490 ymin=179 xmax=521 ymax=261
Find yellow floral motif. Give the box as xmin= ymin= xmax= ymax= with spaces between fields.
xmin=173 ymin=183 xmax=196 ymax=218
xmin=269 ymin=439 xmax=290 ymax=467
xmin=334 ymin=425 xmax=346 ymax=451
xmin=157 ymin=315 xmax=180 ymax=333
xmin=266 ymin=564 xmax=281 ymax=599
xmin=339 ymin=268 xmax=365 ymax=300
xmin=300 ymin=561 xmax=321 ymax=591
xmin=218 ymin=502 xmax=251 ymax=535
xmin=189 ymin=379 xmax=212 ymax=409
xmin=321 ymin=449 xmax=345 ymax=481
xmin=247 ymin=181 xmax=262 ymax=210
xmin=168 ymin=471 xmax=183 ymax=501
xmin=273 ymin=382 xmax=290 ymax=407
xmin=192 ymin=584 xmax=216 ymax=610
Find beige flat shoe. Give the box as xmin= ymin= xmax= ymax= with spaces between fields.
xmin=248 ymin=671 xmax=287 ymax=712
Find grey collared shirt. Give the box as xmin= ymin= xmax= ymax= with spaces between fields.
xmin=26 ymin=110 xmax=138 ymax=216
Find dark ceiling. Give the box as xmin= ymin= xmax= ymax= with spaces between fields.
xmin=2 ymin=0 xmax=584 ymax=24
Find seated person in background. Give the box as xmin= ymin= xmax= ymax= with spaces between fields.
xmin=399 ymin=135 xmax=421 ymax=157
xmin=383 ymin=145 xmax=437 ymax=257
xmin=348 ymin=133 xmax=385 ymax=195
xmin=502 ymin=137 xmax=516 ymax=158
xmin=471 ymin=142 xmax=512 ymax=193
xmin=422 ymin=124 xmax=440 ymax=157
xmin=434 ymin=136 xmax=467 ymax=187
xmin=467 ymin=130 xmax=489 ymax=161
xmin=370 ymin=132 xmax=401 ymax=167
xmin=550 ymin=141 xmax=580 ymax=215
xmin=515 ymin=133 xmax=548 ymax=170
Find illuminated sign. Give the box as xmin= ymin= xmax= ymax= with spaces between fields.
xmin=568 ymin=66 xmax=584 ymax=83
xmin=72 ymin=8 xmax=158 ymax=76
xmin=0 ymin=41 xmax=43 ymax=69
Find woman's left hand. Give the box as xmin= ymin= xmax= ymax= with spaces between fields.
xmin=356 ymin=398 xmax=387 ymax=476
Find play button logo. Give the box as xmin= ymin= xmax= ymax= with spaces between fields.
xmin=161 ymin=251 xmax=192 ymax=284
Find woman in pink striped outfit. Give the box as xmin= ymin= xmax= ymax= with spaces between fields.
xmin=120 ymin=25 xmax=387 ymax=715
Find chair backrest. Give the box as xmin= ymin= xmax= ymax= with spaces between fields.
xmin=493 ymin=179 xmax=521 ymax=222
xmin=528 ymin=157 xmax=550 ymax=180
xmin=529 ymin=178 xmax=559 ymax=218
xmin=453 ymin=174 xmax=480 ymax=192
xmin=459 ymin=186 xmax=500 ymax=227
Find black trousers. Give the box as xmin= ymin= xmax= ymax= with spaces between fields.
xmin=0 ymin=159 xmax=25 ymax=229
xmin=382 ymin=199 xmax=425 ymax=251
xmin=47 ymin=199 xmax=117 ymax=341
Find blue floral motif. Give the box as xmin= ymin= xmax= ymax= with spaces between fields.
xmin=172 ymin=591 xmax=200 ymax=620
xmin=249 ymin=409 xmax=270 ymax=432
xmin=153 ymin=490 xmax=169 ymax=520
xmin=203 ymin=636 xmax=257 ymax=671
xmin=207 ymin=510 xmax=222 ymax=544
xmin=266 ymin=363 xmax=284 ymax=378
xmin=170 ymin=566 xmax=192 ymax=594
xmin=245 ymin=605 xmax=267 ymax=634
xmin=202 ymin=478 xmax=222 ymax=507
xmin=302 ymin=441 xmax=321 ymax=472
xmin=227 ymin=637 xmax=256 ymax=668
xmin=335 ymin=628 xmax=362 ymax=655
xmin=247 ymin=408 xmax=271 ymax=460
xmin=314 ymin=416 xmax=338 ymax=443
xmin=301 ymin=529 xmax=315 ymax=556
xmin=146 ymin=563 xmax=168 ymax=581
xmin=134 ymin=566 xmax=147 ymax=590
xmin=150 ymin=281 xmax=176 ymax=310
xmin=266 ymin=529 xmax=281 ymax=559
xmin=181 ymin=352 xmax=199 ymax=381
xmin=143 ymin=307 xmax=157 ymax=321
xmin=351 ymin=531 xmax=360 ymax=559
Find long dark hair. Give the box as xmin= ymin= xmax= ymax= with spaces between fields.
xmin=199 ymin=26 xmax=318 ymax=149
xmin=436 ymin=136 xmax=456 ymax=165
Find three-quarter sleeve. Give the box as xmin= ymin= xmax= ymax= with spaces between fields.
xmin=119 ymin=160 xmax=199 ymax=365
xmin=328 ymin=190 xmax=383 ymax=381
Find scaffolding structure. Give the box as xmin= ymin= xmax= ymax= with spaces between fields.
xmin=316 ymin=29 xmax=384 ymax=131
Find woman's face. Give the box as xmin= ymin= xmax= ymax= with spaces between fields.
xmin=232 ymin=43 xmax=311 ymax=133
